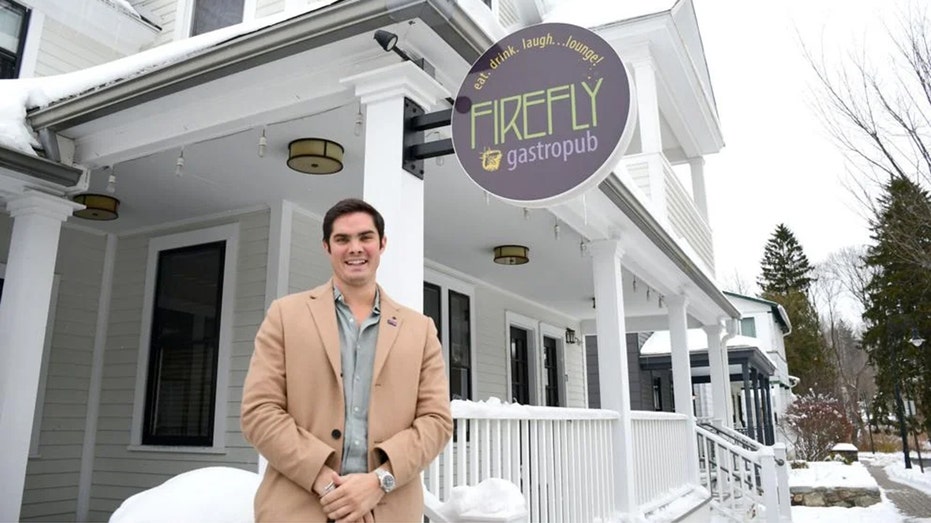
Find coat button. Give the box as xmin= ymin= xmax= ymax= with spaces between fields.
xmin=331 ymin=429 xmax=342 ymax=440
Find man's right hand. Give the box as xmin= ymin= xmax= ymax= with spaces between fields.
xmin=313 ymin=465 xmax=340 ymax=497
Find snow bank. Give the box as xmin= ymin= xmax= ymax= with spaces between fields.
xmin=109 ymin=467 xmax=260 ymax=523
xmin=437 ymin=478 xmax=526 ymax=522
xmin=885 ymin=462 xmax=931 ymax=497
xmin=789 ymin=461 xmax=878 ymax=489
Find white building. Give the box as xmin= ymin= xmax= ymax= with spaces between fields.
xmin=0 ymin=0 xmax=791 ymax=521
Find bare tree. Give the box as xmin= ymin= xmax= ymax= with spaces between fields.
xmin=805 ymin=9 xmax=931 ymax=275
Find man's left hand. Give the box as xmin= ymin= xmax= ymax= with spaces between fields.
xmin=321 ymin=472 xmax=384 ymax=523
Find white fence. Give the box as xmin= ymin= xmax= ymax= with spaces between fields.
xmin=630 ymin=411 xmax=693 ymax=511
xmin=425 ymin=401 xmax=618 ymax=522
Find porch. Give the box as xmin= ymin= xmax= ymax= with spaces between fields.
xmin=424 ymin=400 xmax=792 ymax=522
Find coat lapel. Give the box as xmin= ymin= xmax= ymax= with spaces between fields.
xmin=306 ymin=280 xmax=341 ymax=381
xmin=372 ymin=288 xmax=402 ymax=383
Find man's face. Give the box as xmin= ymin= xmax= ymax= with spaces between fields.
xmin=324 ymin=211 xmax=385 ymax=290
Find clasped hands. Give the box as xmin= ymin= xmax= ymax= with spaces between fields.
xmin=314 ymin=466 xmax=384 ymax=523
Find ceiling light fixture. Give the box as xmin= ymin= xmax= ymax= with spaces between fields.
xmin=287 ymin=138 xmax=344 ymax=175
xmin=493 ymin=245 xmax=529 ymax=265
xmin=73 ymin=193 xmax=120 ymax=221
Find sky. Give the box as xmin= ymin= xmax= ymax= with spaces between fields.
xmin=692 ymin=1 xmax=903 ymax=297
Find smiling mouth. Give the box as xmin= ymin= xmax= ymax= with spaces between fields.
xmin=345 ymin=260 xmax=367 ymax=266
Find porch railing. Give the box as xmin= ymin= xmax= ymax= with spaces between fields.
xmin=619 ymin=152 xmax=715 ymax=272
xmin=425 ymin=400 xmax=618 ymax=522
xmin=630 ymin=411 xmax=694 ymax=512
xmin=695 ymin=424 xmax=792 ymax=522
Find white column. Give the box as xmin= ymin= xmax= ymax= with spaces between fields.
xmin=688 ymin=157 xmax=708 ymax=221
xmin=342 ymin=62 xmax=448 ymax=312
xmin=633 ymin=57 xmax=666 ymax=219
xmin=0 ymin=192 xmax=82 ymax=522
xmin=588 ymin=240 xmax=639 ymax=518
xmin=667 ymin=294 xmax=699 ymax=483
xmin=722 ymin=319 xmax=737 ymax=427
xmin=704 ymin=322 xmax=728 ymax=426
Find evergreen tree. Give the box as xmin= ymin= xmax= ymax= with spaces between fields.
xmin=759 ymin=224 xmax=814 ymax=294
xmin=861 ymin=176 xmax=931 ymax=436
xmin=757 ymin=224 xmax=835 ymax=393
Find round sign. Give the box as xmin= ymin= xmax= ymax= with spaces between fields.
xmin=451 ymin=23 xmax=634 ymax=207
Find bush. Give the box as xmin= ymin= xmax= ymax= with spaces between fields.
xmin=781 ymin=390 xmax=853 ymax=461
xmin=790 ymin=460 xmax=809 ymax=469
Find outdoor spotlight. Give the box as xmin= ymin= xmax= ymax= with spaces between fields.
xmin=374 ymin=30 xmax=398 ymax=52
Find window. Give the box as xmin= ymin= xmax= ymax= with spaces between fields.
xmin=423 ymin=279 xmax=473 ymax=401
xmin=0 ymin=0 xmax=29 ymax=79
xmin=191 ymin=0 xmax=244 ymax=36
xmin=132 ymin=223 xmax=237 ymax=450
xmin=142 ymin=242 xmax=225 ymax=446
xmin=542 ymin=336 xmax=559 ymax=406
xmin=652 ymin=376 xmax=663 ymax=411
xmin=448 ymin=291 xmax=471 ymax=401
xmin=740 ymin=317 xmax=757 ymax=338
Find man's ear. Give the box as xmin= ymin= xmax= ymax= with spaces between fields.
xmin=322 ymin=240 xmax=331 ymax=254
xmin=380 ymin=236 xmax=387 ymax=252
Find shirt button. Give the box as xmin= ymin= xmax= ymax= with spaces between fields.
xmin=331 ymin=429 xmax=342 ymax=440
xmin=353 ymin=407 xmax=360 ymax=413
xmin=354 ymin=376 xmax=360 ymax=382
xmin=354 ymin=440 xmax=361 ymax=447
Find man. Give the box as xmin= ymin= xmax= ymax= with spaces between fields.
xmin=241 ymin=198 xmax=452 ymax=522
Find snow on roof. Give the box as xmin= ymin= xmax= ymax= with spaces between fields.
xmin=0 ymin=2 xmax=338 ymax=157
xmin=640 ymin=329 xmax=771 ymax=355
xmin=542 ymin=0 xmax=676 ymax=27
xmin=105 ymin=0 xmax=141 ymax=19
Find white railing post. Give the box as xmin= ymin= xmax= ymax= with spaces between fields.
xmin=774 ymin=443 xmax=792 ymax=522
xmin=759 ymin=447 xmax=780 ymax=523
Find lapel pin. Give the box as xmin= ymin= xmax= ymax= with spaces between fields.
xmin=387 ymin=317 xmax=398 ymax=327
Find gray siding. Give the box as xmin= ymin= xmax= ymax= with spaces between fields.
xmin=474 ymin=286 xmax=584 ymax=408
xmin=34 ymin=17 xmax=125 ymax=76
xmin=133 ymin=0 xmax=180 ymax=48
xmin=0 ymin=214 xmax=108 ymax=522
xmin=585 ymin=332 xmax=655 ymax=412
xmin=288 ymin=210 xmax=330 ymax=294
xmin=87 ymin=211 xmax=268 ymax=521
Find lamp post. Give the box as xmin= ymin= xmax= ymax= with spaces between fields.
xmin=908 ymin=329 xmax=925 ymax=472
xmin=889 ymin=326 xmax=918 ymax=470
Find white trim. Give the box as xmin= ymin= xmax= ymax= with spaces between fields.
xmin=424 ymin=267 xmax=477 ymax=400
xmin=4 ymin=259 xmax=60 ymax=459
xmin=539 ymin=322 xmax=567 ymax=407
xmin=130 ymin=223 xmax=239 ymax=451
xmin=174 ymin=0 xmax=250 ymax=40
xmin=505 ymin=311 xmax=539 ymax=405
xmin=76 ymin=233 xmax=116 ymax=523
xmin=264 ymin=200 xmax=292 ymax=310
xmin=242 ymin=0 xmax=257 ymax=21
xmin=17 ymin=8 xmax=42 ymax=79
xmin=118 ymin=203 xmax=266 ymax=238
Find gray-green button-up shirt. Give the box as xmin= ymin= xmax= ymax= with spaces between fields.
xmin=334 ymin=286 xmax=380 ymax=474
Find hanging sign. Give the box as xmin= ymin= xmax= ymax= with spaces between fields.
xmin=451 ymin=22 xmax=635 ymax=207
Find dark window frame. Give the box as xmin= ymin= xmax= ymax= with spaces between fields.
xmin=542 ymin=335 xmax=560 ymax=407
xmin=0 ymin=0 xmax=30 ymax=80
xmin=447 ymin=289 xmax=471 ymax=401
xmin=142 ymin=241 xmax=226 ymax=447
xmin=190 ymin=0 xmax=245 ymax=36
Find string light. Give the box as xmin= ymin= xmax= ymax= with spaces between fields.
xmin=554 ymin=219 xmax=560 ymax=240
xmin=632 ymin=276 xmax=638 ymax=292
xmin=658 ymin=295 xmax=664 ymax=308
xmin=353 ymin=103 xmax=364 ymax=136
xmin=175 ymin=147 xmax=185 ymax=177
xmin=257 ymin=127 xmax=267 ymax=158
xmin=484 ymin=192 xmax=490 ymax=205
xmin=523 ymin=208 xmax=530 ymax=220
xmin=105 ymin=166 xmax=116 ymax=194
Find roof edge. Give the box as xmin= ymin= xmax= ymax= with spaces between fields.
xmin=29 ymin=0 xmax=492 ymax=132
xmin=600 ymin=175 xmax=740 ymax=319
xmin=0 ymin=145 xmax=84 ymax=187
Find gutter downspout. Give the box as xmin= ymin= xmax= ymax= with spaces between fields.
xmin=720 ymin=318 xmax=737 ymax=428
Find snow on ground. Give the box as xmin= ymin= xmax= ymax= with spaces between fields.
xmin=789 ymin=461 xmax=878 ymax=490
xmin=791 ymin=494 xmax=905 ymax=522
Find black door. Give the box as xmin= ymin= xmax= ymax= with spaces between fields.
xmin=543 ymin=336 xmax=560 ymax=407
xmin=510 ymin=326 xmax=530 ymax=404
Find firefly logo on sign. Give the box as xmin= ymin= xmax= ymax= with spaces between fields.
xmin=451 ymin=23 xmax=634 ymax=207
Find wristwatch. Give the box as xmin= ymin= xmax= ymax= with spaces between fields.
xmin=375 ymin=468 xmax=396 ymax=493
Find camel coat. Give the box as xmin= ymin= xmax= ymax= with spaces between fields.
xmin=241 ymin=281 xmax=453 ymax=522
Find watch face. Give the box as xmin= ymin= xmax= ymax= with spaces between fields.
xmin=381 ymin=471 xmax=396 ymax=492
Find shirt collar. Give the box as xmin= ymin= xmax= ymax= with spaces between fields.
xmin=333 ymin=284 xmax=381 ymax=315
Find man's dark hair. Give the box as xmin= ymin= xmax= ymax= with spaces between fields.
xmin=322 ymin=198 xmax=385 ymax=245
